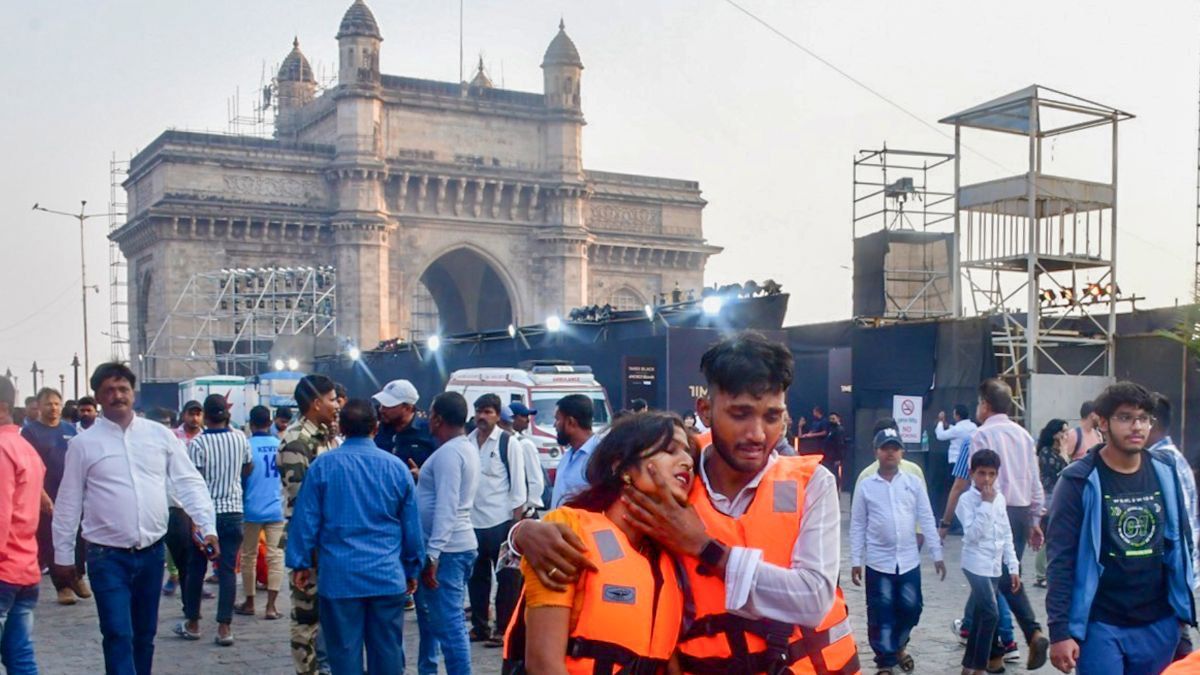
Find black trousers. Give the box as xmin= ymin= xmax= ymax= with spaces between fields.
xmin=164 ymin=507 xmax=194 ymax=613
xmin=469 ymin=521 xmax=513 ymax=637
xmin=37 ymin=510 xmax=85 ymax=589
xmin=1000 ymin=505 xmax=1042 ymax=642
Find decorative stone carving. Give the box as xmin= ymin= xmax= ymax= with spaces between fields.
xmin=587 ymin=203 xmax=662 ymax=233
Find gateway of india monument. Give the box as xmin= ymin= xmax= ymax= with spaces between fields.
xmin=113 ymin=0 xmax=719 ymax=380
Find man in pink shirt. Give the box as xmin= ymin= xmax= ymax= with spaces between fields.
xmin=0 ymin=374 xmax=47 ymax=674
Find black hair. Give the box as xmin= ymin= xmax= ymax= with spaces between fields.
xmin=630 ymin=398 xmax=648 ymax=412
xmin=431 ymin=392 xmax=468 ymax=428
xmin=978 ymin=379 xmax=1013 ymax=416
xmin=294 ymin=374 xmax=336 ymax=415
xmin=1093 ymin=381 xmax=1155 ymax=419
xmin=62 ymin=402 xmax=79 ymax=422
xmin=249 ymin=405 xmax=272 ymax=429
xmin=612 ymin=409 xmax=633 ymax=423
xmin=953 ymin=404 xmax=971 ymax=421
xmin=474 ymin=393 xmax=502 ymax=414
xmin=90 ymin=362 xmax=136 ymax=393
xmin=872 ymin=417 xmax=900 ymax=435
xmin=339 ymin=398 xmax=378 ymax=438
xmin=1080 ymin=401 xmax=1095 ymax=418
xmin=0 ymin=376 xmax=14 ymax=410
xmin=149 ymin=407 xmax=175 ymax=427
xmin=77 ymin=396 xmax=97 ymax=408
xmin=334 ymin=383 xmax=348 ymax=401
xmin=567 ymin=411 xmax=696 ymax=512
xmin=36 ymin=387 xmax=62 ymax=403
xmin=1036 ymin=418 xmax=1069 ymax=452
xmin=812 ymin=405 xmax=824 ymax=414
xmin=970 ymin=448 xmax=1002 ymax=472
xmin=23 ymin=397 xmax=35 ymax=407
xmin=1154 ymin=392 xmax=1172 ymax=429
xmin=699 ymin=331 xmax=793 ymax=398
xmin=274 ymin=406 xmax=293 ymax=420
xmin=556 ymin=394 xmax=594 ymax=430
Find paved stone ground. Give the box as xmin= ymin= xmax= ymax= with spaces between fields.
xmin=33 ymin=501 xmax=1059 ymax=674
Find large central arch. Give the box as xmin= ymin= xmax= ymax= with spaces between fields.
xmin=411 ymin=247 xmax=515 ymax=338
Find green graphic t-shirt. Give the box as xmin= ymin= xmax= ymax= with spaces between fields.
xmin=1091 ymin=453 xmax=1173 ymax=626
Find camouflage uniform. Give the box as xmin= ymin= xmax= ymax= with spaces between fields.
xmin=279 ymin=417 xmax=339 ymax=675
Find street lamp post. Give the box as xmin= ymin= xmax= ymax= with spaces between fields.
xmin=71 ymin=354 xmax=81 ymax=399
xmin=30 ymin=362 xmax=41 ymax=393
xmin=58 ymin=374 xmax=65 ymax=396
xmin=32 ymin=200 xmax=105 ymax=377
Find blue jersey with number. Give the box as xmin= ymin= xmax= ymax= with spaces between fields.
xmin=243 ymin=432 xmax=284 ymax=523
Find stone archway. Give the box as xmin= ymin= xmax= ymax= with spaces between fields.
xmin=411 ymin=248 xmax=514 ymax=338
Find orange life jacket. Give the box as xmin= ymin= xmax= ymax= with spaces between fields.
xmin=678 ymin=455 xmax=861 ymax=675
xmin=503 ymin=507 xmax=684 ymax=675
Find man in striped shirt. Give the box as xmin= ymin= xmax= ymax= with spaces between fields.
xmin=940 ymin=379 xmax=1049 ymax=670
xmin=174 ymin=394 xmax=252 ymax=646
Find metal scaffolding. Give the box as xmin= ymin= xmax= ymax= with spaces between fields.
xmin=852 ymin=146 xmax=956 ymax=320
xmin=141 ymin=266 xmax=337 ymax=381
xmin=941 ymin=85 xmax=1134 ymax=417
xmin=108 ymin=155 xmax=130 ymax=363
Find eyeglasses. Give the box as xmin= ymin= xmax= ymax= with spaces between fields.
xmin=1111 ymin=413 xmax=1155 ymax=427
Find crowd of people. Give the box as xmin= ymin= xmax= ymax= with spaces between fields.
xmin=0 ymin=330 xmax=1195 ymax=674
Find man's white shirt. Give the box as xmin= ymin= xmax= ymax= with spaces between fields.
xmin=850 ymin=469 xmax=943 ymax=574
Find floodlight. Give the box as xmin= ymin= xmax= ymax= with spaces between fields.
xmin=428 ymin=335 xmax=442 ymax=352
xmin=701 ymin=296 xmax=724 ymax=316
xmin=546 ymin=315 xmax=563 ymax=332
xmin=274 ymin=359 xmax=285 ymax=371
xmin=348 ymin=347 xmax=361 ymax=361
xmin=287 ymin=358 xmax=299 ymax=371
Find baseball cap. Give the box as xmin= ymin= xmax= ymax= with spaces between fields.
xmin=508 ymin=402 xmax=537 ymax=417
xmin=373 ymin=379 xmax=419 ymax=408
xmin=181 ymin=400 xmax=202 ymax=413
xmin=873 ymin=428 xmax=904 ymax=449
xmin=500 ymin=406 xmax=514 ymax=423
xmin=202 ymin=394 xmax=229 ymax=419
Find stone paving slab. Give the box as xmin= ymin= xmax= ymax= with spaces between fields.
xmin=34 ymin=502 xmax=1059 ymax=674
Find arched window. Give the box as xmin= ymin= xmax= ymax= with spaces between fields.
xmin=609 ymin=287 xmax=645 ymax=312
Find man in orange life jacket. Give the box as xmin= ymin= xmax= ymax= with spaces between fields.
xmin=510 ymin=331 xmax=860 ymax=674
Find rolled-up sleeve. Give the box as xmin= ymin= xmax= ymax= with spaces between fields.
xmin=168 ymin=436 xmax=215 ymax=537
xmin=725 ymin=466 xmax=838 ymax=626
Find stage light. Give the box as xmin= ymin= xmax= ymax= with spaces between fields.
xmin=644 ymin=304 xmax=654 ymax=320
xmin=348 ymin=347 xmax=361 ymax=361
xmin=1061 ymin=288 xmax=1075 ymax=303
xmin=428 ymin=335 xmax=441 ymax=352
xmin=701 ymin=296 xmax=724 ymax=316
xmin=273 ymin=359 xmax=285 ymax=371
xmin=286 ymin=358 xmax=299 ymax=371
xmin=1039 ymin=289 xmax=1056 ymax=304
xmin=507 ymin=324 xmax=517 ymax=338
xmin=546 ymin=315 xmax=563 ymax=332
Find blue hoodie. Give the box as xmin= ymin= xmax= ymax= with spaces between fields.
xmin=1044 ymin=446 xmax=1196 ymax=643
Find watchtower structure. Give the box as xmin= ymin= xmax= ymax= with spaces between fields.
xmin=940 ymin=85 xmax=1133 ymax=417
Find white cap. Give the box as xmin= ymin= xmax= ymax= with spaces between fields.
xmin=372 ymin=379 xmax=419 ymax=408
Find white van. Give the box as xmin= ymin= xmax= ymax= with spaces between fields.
xmin=444 ymin=362 xmax=613 ymax=476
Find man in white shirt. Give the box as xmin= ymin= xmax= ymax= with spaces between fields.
xmin=850 ymin=428 xmax=945 ymax=673
xmin=466 ymin=393 xmax=526 ymax=646
xmin=937 ymin=404 xmax=978 ymax=466
xmin=415 ymin=392 xmax=480 ymax=675
xmin=499 ymin=403 xmax=544 ymax=514
xmin=52 ymin=363 xmax=217 ymax=675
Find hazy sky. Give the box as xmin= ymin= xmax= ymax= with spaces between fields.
xmin=3 ymin=0 xmax=1198 ymax=393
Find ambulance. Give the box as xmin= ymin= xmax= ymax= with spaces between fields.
xmin=443 ymin=362 xmax=613 ymax=477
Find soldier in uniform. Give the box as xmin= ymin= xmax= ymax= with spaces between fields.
xmin=279 ymin=374 xmax=341 ymax=675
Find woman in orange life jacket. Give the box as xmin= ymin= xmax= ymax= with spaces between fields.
xmin=505 ymin=411 xmax=698 ymax=675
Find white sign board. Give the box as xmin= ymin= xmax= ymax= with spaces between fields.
xmin=892 ymin=395 xmax=923 ymax=444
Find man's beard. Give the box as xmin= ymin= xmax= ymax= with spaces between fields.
xmin=557 ymin=428 xmax=570 ymax=446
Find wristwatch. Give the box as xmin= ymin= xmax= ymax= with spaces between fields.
xmin=696 ymin=539 xmax=726 ymax=577
xmin=938 ymin=520 xmax=952 ymax=529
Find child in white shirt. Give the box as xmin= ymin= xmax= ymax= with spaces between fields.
xmin=956 ymin=448 xmax=1020 ymax=675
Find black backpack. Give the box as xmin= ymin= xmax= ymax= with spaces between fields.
xmin=497 ymin=432 xmax=553 ymax=511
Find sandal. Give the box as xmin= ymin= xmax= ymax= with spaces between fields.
xmin=264 ymin=609 xmax=283 ymax=620
xmin=233 ymin=603 xmax=255 ymax=616
xmin=898 ymin=649 xmax=915 ymax=673
xmin=172 ymin=621 xmax=200 ymax=641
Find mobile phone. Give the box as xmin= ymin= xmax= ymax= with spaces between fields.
xmin=192 ymin=529 xmax=216 ymax=558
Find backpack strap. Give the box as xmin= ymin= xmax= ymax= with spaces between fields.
xmin=1073 ymin=427 xmax=1083 ymax=455
xmin=499 ymin=431 xmax=511 ymax=478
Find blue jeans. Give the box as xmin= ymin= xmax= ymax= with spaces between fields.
xmin=865 ymin=566 xmax=923 ymax=668
xmin=1077 ymin=615 xmax=1177 ymax=675
xmin=416 ymin=550 xmax=477 ymax=675
xmin=87 ymin=540 xmax=165 ymax=675
xmin=318 ymin=594 xmax=406 ymax=675
xmin=962 ymin=570 xmax=1005 ymax=670
xmin=0 ymin=581 xmax=38 ymax=675
xmin=962 ymin=590 xmax=1016 ymax=644
xmin=183 ymin=513 xmax=243 ymax=625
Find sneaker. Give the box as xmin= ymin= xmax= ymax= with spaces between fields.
xmin=404 ymin=597 xmax=416 ymax=611
xmin=1002 ymin=641 xmax=1020 ymax=662
xmin=72 ymin=578 xmax=92 ymax=599
xmin=162 ymin=578 xmax=178 ymax=596
xmin=56 ymin=588 xmax=77 ymax=605
xmin=953 ymin=618 xmax=968 ymax=646
xmin=172 ymin=621 xmax=200 ymax=641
